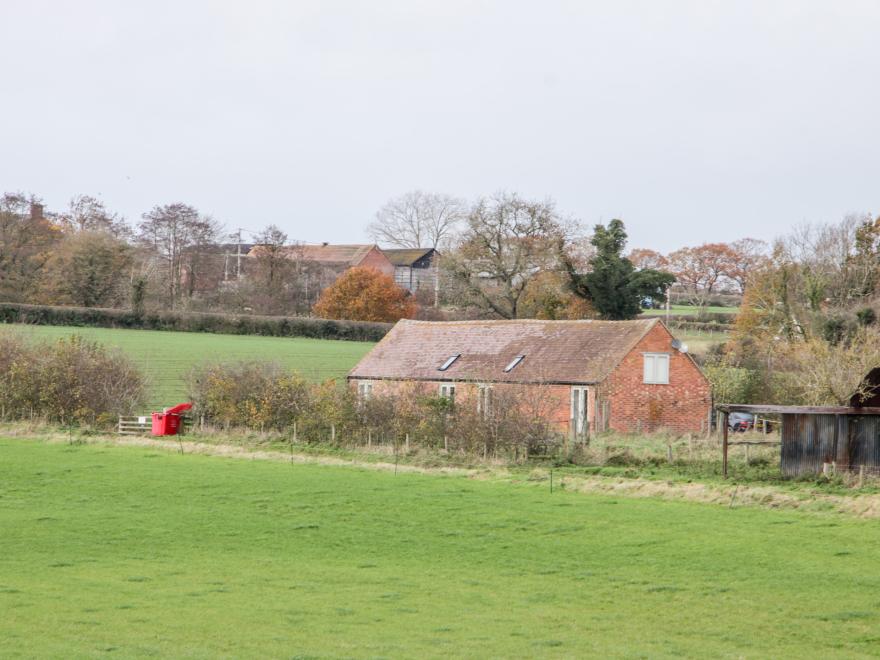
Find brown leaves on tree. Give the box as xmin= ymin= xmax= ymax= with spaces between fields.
xmin=313 ymin=267 xmax=417 ymax=323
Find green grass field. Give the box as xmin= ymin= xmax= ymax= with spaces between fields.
xmin=642 ymin=304 xmax=739 ymax=316
xmin=5 ymin=325 xmax=374 ymax=411
xmin=2 ymin=438 xmax=879 ymax=657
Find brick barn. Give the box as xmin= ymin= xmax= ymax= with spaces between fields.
xmin=348 ymin=318 xmax=712 ymax=436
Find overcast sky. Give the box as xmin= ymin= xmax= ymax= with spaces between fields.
xmin=2 ymin=1 xmax=878 ymax=252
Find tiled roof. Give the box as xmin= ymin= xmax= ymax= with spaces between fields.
xmin=348 ymin=318 xmax=660 ymax=385
xmin=382 ymin=248 xmax=436 ymax=266
xmin=248 ymin=244 xmax=378 ymax=266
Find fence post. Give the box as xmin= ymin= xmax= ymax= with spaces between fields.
xmin=666 ymin=444 xmax=673 ymax=463
xmin=367 ymin=429 xmax=372 ymax=448
xmin=293 ymin=421 xmax=298 ymax=443
xmin=443 ymin=435 xmax=448 ymax=452
xmin=722 ymin=411 xmax=729 ymax=478
xmin=405 ymin=433 xmax=410 ymax=452
xmin=859 ymin=465 xmax=866 ymax=488
xmin=331 ymin=424 xmax=336 ymax=444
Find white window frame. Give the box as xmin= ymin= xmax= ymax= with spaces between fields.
xmin=439 ymin=383 xmax=456 ymax=401
xmin=477 ymin=384 xmax=492 ymax=418
xmin=357 ymin=381 xmax=374 ymax=400
xmin=643 ymin=353 xmax=670 ymax=385
xmin=571 ymin=386 xmax=588 ymax=434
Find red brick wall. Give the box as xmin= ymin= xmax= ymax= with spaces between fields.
xmin=357 ymin=247 xmax=395 ymax=278
xmin=600 ymin=323 xmax=711 ymax=434
xmin=350 ymin=379 xmax=574 ymax=429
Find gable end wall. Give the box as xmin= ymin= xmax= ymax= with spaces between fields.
xmin=601 ymin=323 xmax=711 ymax=434
xmin=356 ymin=248 xmax=396 ymax=278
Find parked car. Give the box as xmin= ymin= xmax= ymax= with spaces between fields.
xmin=728 ymin=412 xmax=754 ymax=432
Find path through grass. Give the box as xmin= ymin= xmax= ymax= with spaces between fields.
xmin=1 ymin=438 xmax=879 ymax=657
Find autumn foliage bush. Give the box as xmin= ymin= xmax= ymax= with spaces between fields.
xmin=313 ymin=267 xmax=417 ymax=323
xmin=0 ymin=332 xmax=146 ymax=425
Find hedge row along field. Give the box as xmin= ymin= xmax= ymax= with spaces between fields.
xmin=9 ymin=325 xmax=374 ymax=412
xmin=0 ymin=302 xmax=391 ymax=342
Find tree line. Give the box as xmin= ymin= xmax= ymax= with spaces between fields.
xmin=0 ymin=188 xmax=837 ymax=325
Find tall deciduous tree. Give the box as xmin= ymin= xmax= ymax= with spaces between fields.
xmin=0 ymin=192 xmax=59 ymax=301
xmin=137 ymin=203 xmax=221 ymax=308
xmin=726 ymin=238 xmax=769 ymax=295
xmin=58 ymin=195 xmax=130 ymax=238
xmin=443 ymin=193 xmax=570 ymax=319
xmin=313 ymin=267 xmax=416 ymax=322
xmin=368 ymin=190 xmax=466 ymax=249
xmin=628 ymin=248 xmax=668 ymax=271
xmin=41 ymin=231 xmax=132 ymax=307
xmin=561 ymin=219 xmax=674 ymax=320
xmin=666 ymin=242 xmax=735 ymax=307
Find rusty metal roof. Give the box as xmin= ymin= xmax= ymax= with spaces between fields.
xmin=718 ymin=404 xmax=880 ymax=415
xmin=382 ymin=248 xmax=436 ymax=266
xmin=348 ymin=318 xmax=660 ymax=385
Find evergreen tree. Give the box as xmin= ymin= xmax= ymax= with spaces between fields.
xmin=562 ymin=219 xmax=675 ymax=320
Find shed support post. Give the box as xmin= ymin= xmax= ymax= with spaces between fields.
xmin=722 ymin=411 xmax=729 ymax=479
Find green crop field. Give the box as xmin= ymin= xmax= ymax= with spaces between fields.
xmin=2 ymin=438 xmax=879 ymax=657
xmin=5 ymin=325 xmax=374 ymax=411
xmin=642 ymin=304 xmax=739 ymax=316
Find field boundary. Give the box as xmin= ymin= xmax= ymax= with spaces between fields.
xmin=0 ymin=302 xmax=390 ymax=342
xmin=7 ymin=429 xmax=880 ymax=518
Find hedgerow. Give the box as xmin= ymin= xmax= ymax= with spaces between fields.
xmin=0 ymin=302 xmax=390 ymax=342
xmin=187 ymin=361 xmax=560 ymax=456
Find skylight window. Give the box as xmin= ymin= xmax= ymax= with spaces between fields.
xmin=503 ymin=355 xmax=525 ymax=372
xmin=438 ymin=354 xmax=461 ymax=371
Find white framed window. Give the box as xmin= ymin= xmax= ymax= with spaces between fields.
xmin=439 ymin=384 xmax=456 ymax=401
xmin=477 ymin=384 xmax=492 ymax=418
xmin=643 ymin=353 xmax=670 ymax=384
xmin=357 ymin=381 xmax=374 ymax=400
xmin=571 ymin=387 xmax=588 ymax=434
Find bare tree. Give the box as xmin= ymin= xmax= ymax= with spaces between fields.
xmin=443 ymin=192 xmax=572 ymax=319
xmin=137 ymin=203 xmax=222 ymax=308
xmin=58 ymin=195 xmax=130 ymax=238
xmin=368 ymin=190 xmax=467 ymax=249
xmin=726 ymin=238 xmax=769 ymax=295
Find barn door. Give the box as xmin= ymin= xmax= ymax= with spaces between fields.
xmin=571 ymin=387 xmax=588 ymax=439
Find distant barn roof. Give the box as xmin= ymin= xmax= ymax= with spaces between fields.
xmin=248 ymin=244 xmax=379 ymax=266
xmin=348 ymin=318 xmax=660 ymax=385
xmin=382 ymin=248 xmax=436 ymax=266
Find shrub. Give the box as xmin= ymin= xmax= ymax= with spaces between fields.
xmin=187 ymin=361 xmax=561 ymax=456
xmin=313 ymin=268 xmax=417 ymax=323
xmin=187 ymin=362 xmax=311 ymax=431
xmin=0 ymin=332 xmax=146 ymax=425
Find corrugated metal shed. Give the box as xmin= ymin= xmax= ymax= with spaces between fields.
xmin=719 ymin=404 xmax=880 ymax=476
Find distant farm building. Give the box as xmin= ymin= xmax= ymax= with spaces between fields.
xmin=383 ymin=247 xmax=439 ymax=294
xmin=348 ymin=318 xmax=712 ymax=436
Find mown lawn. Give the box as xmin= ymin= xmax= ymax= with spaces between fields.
xmin=1 ymin=439 xmax=879 ymax=658
xmin=5 ymin=325 xmax=374 ymax=410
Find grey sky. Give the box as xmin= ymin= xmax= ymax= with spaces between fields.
xmin=2 ymin=1 xmax=878 ymax=252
